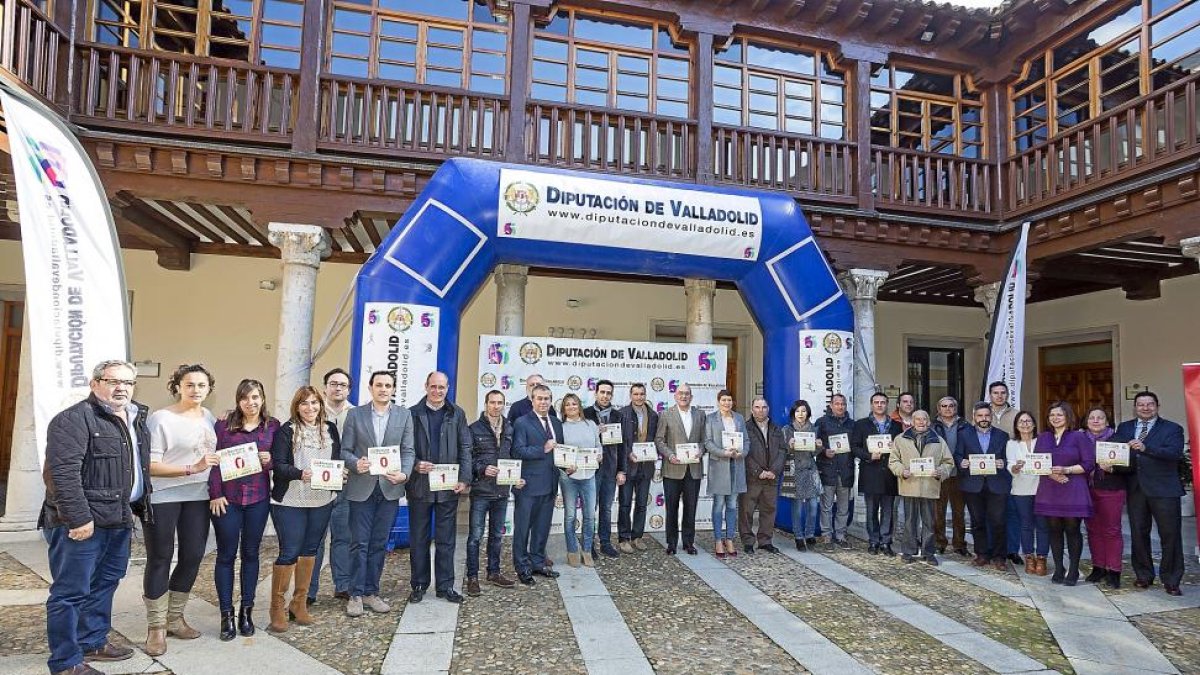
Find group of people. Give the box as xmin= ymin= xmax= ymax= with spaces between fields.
xmin=37 ymin=360 xmax=1190 ymax=675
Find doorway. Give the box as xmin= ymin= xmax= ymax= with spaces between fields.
xmin=1039 ymin=340 xmax=1114 ymax=424
xmin=0 ymin=300 xmax=23 ymax=482
xmin=907 ymin=345 xmax=965 ymax=412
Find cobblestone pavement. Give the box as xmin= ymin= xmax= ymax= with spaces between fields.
xmin=700 ymin=534 xmax=990 ymax=674
xmin=450 ymin=539 xmax=585 ymax=674
xmin=1132 ymin=607 xmax=1200 ymax=674
xmin=818 ymin=539 xmax=1073 ymax=674
xmin=1094 ymin=555 xmax=1200 ymax=597
xmin=0 ymin=551 xmax=47 ymax=590
xmin=596 ymin=536 xmax=804 ymax=675
xmin=0 ymin=604 xmax=141 ymax=659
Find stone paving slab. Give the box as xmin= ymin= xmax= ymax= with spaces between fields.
xmin=0 ymin=652 xmax=164 ymax=674
xmin=937 ymin=559 xmax=1035 ymax=607
xmin=1109 ymin=588 xmax=1200 ymax=616
xmin=0 ymin=589 xmax=47 ymax=605
xmin=1037 ymin=610 xmax=1177 ymax=675
xmin=382 ymin=539 xmax=466 ymax=675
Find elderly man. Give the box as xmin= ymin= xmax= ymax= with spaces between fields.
xmin=511 ymin=383 xmax=564 ymax=584
xmin=41 ymin=360 xmax=152 ymax=675
xmin=890 ymin=411 xmax=954 ymax=565
xmin=507 ymin=373 xmax=556 ymax=423
xmin=655 ymin=383 xmax=707 ymax=555
xmin=739 ymin=397 xmax=786 ymax=553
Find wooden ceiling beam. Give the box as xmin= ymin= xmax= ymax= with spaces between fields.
xmin=840 ymin=0 xmax=872 ymax=30
xmin=109 ymin=192 xmax=196 ymax=271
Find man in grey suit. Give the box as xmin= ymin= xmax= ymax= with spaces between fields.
xmin=655 ymin=383 xmax=707 ymax=555
xmin=340 ymin=371 xmax=415 ymax=617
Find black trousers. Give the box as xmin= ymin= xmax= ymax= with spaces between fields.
xmin=964 ymin=488 xmax=1007 ymax=560
xmin=512 ymin=492 xmax=554 ymax=574
xmin=408 ymin=499 xmax=459 ymax=593
xmin=143 ymin=499 xmax=210 ymax=599
xmin=663 ymin=474 xmax=701 ymax=549
xmin=1127 ymin=483 xmax=1184 ymax=588
xmin=618 ymin=470 xmax=652 ymax=541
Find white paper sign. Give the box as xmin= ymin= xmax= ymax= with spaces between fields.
xmin=600 ymin=423 xmax=623 ymax=445
xmin=676 ymin=443 xmax=701 ymax=464
xmin=970 ymin=454 xmax=997 ymax=476
xmin=1026 ymin=452 xmax=1052 ymax=476
xmin=722 ymin=431 xmax=743 ymax=452
xmin=310 ymin=459 xmax=344 ymax=491
xmin=910 ymin=457 xmax=935 ymax=477
xmin=497 ymin=459 xmax=522 ymax=486
xmin=218 ymin=442 xmax=262 ymax=481
xmin=368 ymin=446 xmax=401 ymax=476
xmin=429 ymin=464 xmax=459 ymax=491
xmin=1096 ymin=441 xmax=1130 ymax=467
xmin=631 ymin=442 xmax=657 ymax=462
xmin=867 ymin=434 xmax=894 ymax=454
xmin=792 ymin=431 xmax=815 ymax=452
xmin=576 ymin=448 xmax=600 ymax=471
xmin=829 ymin=434 xmax=851 ymax=454
xmin=554 ymin=445 xmax=579 ymax=469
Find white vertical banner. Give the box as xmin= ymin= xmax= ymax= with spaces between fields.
xmin=0 ymin=85 xmax=130 ymax=467
xmin=796 ymin=330 xmax=855 ymax=416
xmin=982 ymin=222 xmax=1030 ymax=409
xmin=357 ymin=302 xmax=440 ymax=406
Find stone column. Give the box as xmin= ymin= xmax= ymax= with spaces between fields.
xmin=1182 ymin=236 xmax=1200 ymax=265
xmin=493 ymin=264 xmax=529 ymax=337
xmin=268 ymin=223 xmax=332 ymax=419
xmin=837 ymin=269 xmax=889 ymax=418
xmin=973 ymin=281 xmax=1002 ymax=317
xmin=684 ymin=278 xmax=716 ymax=344
xmin=0 ymin=312 xmax=41 ymax=535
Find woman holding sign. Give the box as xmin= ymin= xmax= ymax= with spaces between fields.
xmin=1033 ymin=402 xmax=1094 ymax=585
xmin=268 ymin=386 xmax=342 ymax=633
xmin=785 ymin=401 xmax=821 ymax=551
xmin=209 ymin=379 xmax=278 ymax=640
xmin=143 ymin=364 xmax=219 ymax=656
xmin=1080 ymin=407 xmax=1127 ymax=588
xmin=559 ymin=394 xmax=602 ymax=567
xmin=704 ymin=390 xmax=748 ymax=559
xmin=1006 ymin=411 xmax=1049 ymax=575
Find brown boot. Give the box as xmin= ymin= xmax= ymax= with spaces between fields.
xmin=165 ymin=591 xmax=201 ymax=639
xmin=268 ymin=563 xmax=294 ymax=633
xmin=1034 ymin=555 xmax=1048 ymax=576
xmin=1025 ymin=556 xmax=1037 ymax=574
xmin=143 ymin=595 xmax=168 ymax=656
xmin=289 ymin=556 xmax=315 ymax=626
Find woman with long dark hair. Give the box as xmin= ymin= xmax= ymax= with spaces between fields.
xmin=1007 ymin=411 xmax=1049 ymax=575
xmin=1079 ymin=407 xmax=1127 ymax=587
xmin=1034 ymin=401 xmax=1094 ymax=585
xmin=209 ymin=379 xmax=278 ymax=640
xmin=144 ymin=364 xmax=219 ymax=655
xmin=785 ymin=400 xmax=821 ymax=551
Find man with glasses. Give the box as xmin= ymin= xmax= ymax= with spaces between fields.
xmin=309 ymin=368 xmax=354 ymax=605
xmin=655 ymin=383 xmax=707 ymax=555
xmin=41 ymin=360 xmax=152 ymax=675
xmin=932 ymin=396 xmax=970 ymax=556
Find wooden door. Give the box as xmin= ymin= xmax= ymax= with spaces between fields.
xmin=1039 ymin=361 xmax=1114 ymax=424
xmin=0 ymin=301 xmax=23 ymax=479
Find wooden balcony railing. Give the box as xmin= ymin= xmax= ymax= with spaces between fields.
xmin=317 ymin=76 xmax=507 ymax=159
xmin=712 ymin=125 xmax=856 ymax=201
xmin=871 ymin=146 xmax=995 ymax=216
xmin=75 ymin=43 xmax=297 ymax=143
xmin=1005 ymin=73 xmax=1200 ymax=214
xmin=526 ymin=101 xmax=696 ymax=179
xmin=0 ymin=0 xmax=64 ymax=105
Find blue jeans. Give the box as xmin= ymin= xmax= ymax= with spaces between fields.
xmin=559 ymin=474 xmax=597 ymax=553
xmin=711 ymin=494 xmax=738 ymax=540
xmin=211 ymin=498 xmax=270 ymax=612
xmin=1006 ymin=495 xmax=1023 ymax=555
xmin=349 ymin=486 xmax=399 ymax=597
xmin=467 ymin=496 xmax=508 ymax=578
xmin=272 ymin=502 xmax=334 ymax=565
xmin=310 ymin=490 xmax=351 ymax=598
xmin=791 ymin=495 xmax=820 ymax=538
xmin=595 ymin=473 xmax=618 ymax=548
xmin=1012 ymin=494 xmax=1049 ymax=556
xmin=44 ymin=525 xmax=131 ymax=672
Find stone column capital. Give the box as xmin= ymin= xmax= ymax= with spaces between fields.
xmin=493 ymin=264 xmax=530 ymax=289
xmin=972 ymin=281 xmax=1002 ymax=315
xmin=837 ymin=268 xmax=890 ymax=302
xmin=684 ymin=278 xmax=717 ymax=297
xmin=268 ymin=222 xmax=332 ymax=268
xmin=1181 ymin=235 xmax=1200 ymax=261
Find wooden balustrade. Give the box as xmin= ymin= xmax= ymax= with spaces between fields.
xmin=0 ymin=0 xmax=64 ymax=105
xmin=527 ymin=102 xmax=696 ymax=178
xmin=871 ymin=147 xmax=995 ymax=216
xmin=317 ymin=76 xmax=507 ymax=159
xmin=1005 ymin=73 xmax=1200 ymax=213
xmin=74 ymin=43 xmax=297 ymax=143
xmin=712 ymin=125 xmax=856 ymax=201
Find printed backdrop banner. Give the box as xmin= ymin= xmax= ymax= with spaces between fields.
xmin=1183 ymin=363 xmax=1200 ymax=541
xmin=478 ymin=334 xmax=726 ymax=532
xmin=982 ymin=222 xmax=1030 ymax=408
xmin=358 ymin=302 xmax=440 ymax=405
xmin=0 ymin=85 xmax=130 ymax=467
xmin=796 ymin=329 xmax=856 ymax=416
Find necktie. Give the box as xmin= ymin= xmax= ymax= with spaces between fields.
xmin=1137 ymin=422 xmax=1149 ymax=441
xmin=542 ymin=417 xmax=551 ymax=439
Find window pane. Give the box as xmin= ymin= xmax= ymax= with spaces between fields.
xmin=577 ymin=89 xmax=608 ymax=107
xmin=616 ymin=94 xmax=648 ymax=111
xmin=533 ymin=61 xmax=568 ymax=82
xmin=714 ymin=107 xmax=741 ymax=125
xmin=261 ymin=24 xmax=300 ymax=47
xmin=785 ymin=98 xmax=813 ymax=118
xmin=747 ymin=43 xmax=813 ymax=74
xmin=333 ymin=9 xmax=371 ymax=33
xmin=533 ymin=39 xmax=568 ymax=60
xmin=714 ymin=65 xmax=741 ymax=86
xmin=820 ymin=103 xmax=842 ymax=121
xmin=260 ymin=48 xmax=299 ymax=68
xmin=574 ymin=16 xmax=653 ymax=48
xmin=749 ymin=112 xmax=776 ymax=129
xmin=820 ymin=123 xmax=844 ymax=139
xmin=785 ymin=118 xmax=813 ymax=135
xmin=331 ymin=57 xmax=368 ymax=77
xmin=262 ymin=0 xmax=302 ymax=23
xmin=575 ymin=67 xmax=609 ymax=89
xmin=379 ymin=41 xmax=417 ymax=64
xmin=532 ymin=83 xmax=567 ymax=101
xmin=716 ymin=40 xmax=743 ymax=63
xmin=749 ymin=92 xmax=777 ymax=112
xmin=786 ymin=81 xmax=813 ymax=99
xmin=657 ymin=78 xmax=688 ymax=100
xmin=379 ymin=20 xmax=417 ymax=39
xmin=540 ymin=10 xmax=569 ymax=37
xmin=471 ymin=51 xmax=505 ymax=74
xmin=333 ymin=33 xmax=370 ymax=57
xmin=1152 ymin=25 xmax=1200 ymax=68
xmin=426 ymin=69 xmax=462 ymax=88
xmin=658 ymin=57 xmax=688 ymax=78
xmin=713 ymin=84 xmax=740 ymax=107
xmin=473 ymin=30 xmax=506 ymax=52
xmin=427 ymin=46 xmax=463 ymax=68
xmin=820 ymin=83 xmax=843 ymax=103
xmin=379 ymin=63 xmax=416 ymax=81
xmin=470 ymin=75 xmax=505 ymax=94
xmin=617 ymin=73 xmax=648 ymax=95
xmin=386 ymin=0 xmax=468 ymax=20
xmin=428 ymin=27 xmax=463 ymax=46
xmin=617 ymin=55 xmax=649 ymax=74
xmin=576 ymin=48 xmax=607 ymax=68
xmin=220 ymin=0 xmax=253 ymax=16
xmin=657 ymin=100 xmax=688 ymax=118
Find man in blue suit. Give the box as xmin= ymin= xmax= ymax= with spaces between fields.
xmin=511 ymin=383 xmax=563 ymax=586
xmin=1111 ymin=391 xmax=1187 ymax=596
xmin=954 ymin=402 xmax=1012 ymax=570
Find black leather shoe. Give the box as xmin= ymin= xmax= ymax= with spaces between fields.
xmin=83 ymin=641 xmax=134 ymax=662
xmin=759 ymin=544 xmax=779 ymax=553
xmin=1165 ymin=586 xmax=1182 ymax=596
xmin=1106 ymin=570 xmax=1121 ymax=589
xmin=436 ymin=589 xmax=464 ymax=604
xmin=518 ymin=573 xmax=536 ymax=587
xmin=219 ymin=610 xmax=237 ymax=641
xmin=805 ymin=537 xmax=817 ymax=546
xmin=743 ymin=544 xmax=755 ymax=554
xmin=882 ymin=545 xmax=896 ymax=557
xmin=954 ymin=547 xmax=970 ymax=557
xmin=306 ymin=596 xmax=316 ymax=607
xmin=533 ymin=567 xmax=560 ymax=579
xmin=600 ymin=543 xmax=620 ymax=558
xmin=684 ymin=545 xmax=698 ymax=555
xmin=935 ymin=546 xmax=946 ymax=554
xmin=1008 ymin=553 xmax=1024 ymax=566
xmin=1086 ymin=567 xmax=1106 ymax=583
xmin=1134 ymin=578 xmax=1154 ymax=589
xmin=408 ymin=587 xmax=426 ymax=603
xmin=238 ymin=604 xmax=256 ymax=637
xmin=334 ymin=590 xmax=350 ymax=600
xmin=868 ymin=545 xmax=879 ymax=555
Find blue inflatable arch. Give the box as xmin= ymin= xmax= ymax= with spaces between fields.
xmin=350 ymin=158 xmax=854 ymax=421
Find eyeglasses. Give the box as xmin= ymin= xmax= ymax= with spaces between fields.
xmin=327 ymin=382 xmax=349 ymax=389
xmin=99 ymin=379 xmax=136 ymax=387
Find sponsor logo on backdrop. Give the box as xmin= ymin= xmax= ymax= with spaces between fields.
xmin=388 ymin=307 xmax=413 ymax=332
xmin=587 ymin=377 xmax=598 ymax=391
xmin=567 ymin=375 xmax=582 ymax=391
xmin=480 ymin=373 xmax=496 ymax=388
xmin=368 ymin=309 xmax=379 ymax=324
xmin=502 ymin=181 xmax=539 ymax=215
xmin=822 ymin=332 xmax=843 ymax=355
xmin=499 ymin=375 xmax=513 ymax=390
xmin=651 ymin=378 xmax=665 ymax=392
xmin=698 ymin=351 xmax=716 ymax=371
xmin=420 ymin=312 xmax=434 ymax=328
xmin=655 ymin=401 xmax=668 ymax=413
xmin=668 ymin=379 xmax=680 ymax=393
xmin=519 ymin=342 xmax=543 ymax=364
xmin=361 ymin=303 xmax=439 ymax=407
xmin=650 ymin=515 xmax=664 ymax=530
xmin=487 ymin=342 xmax=508 ymax=364
xmin=654 ymin=470 xmax=663 ymax=484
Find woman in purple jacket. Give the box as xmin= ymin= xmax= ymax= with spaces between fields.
xmin=209 ymin=379 xmax=279 ymax=640
xmin=1079 ymin=407 xmax=1127 ymax=588
xmin=1034 ymin=401 xmax=1094 ymax=585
